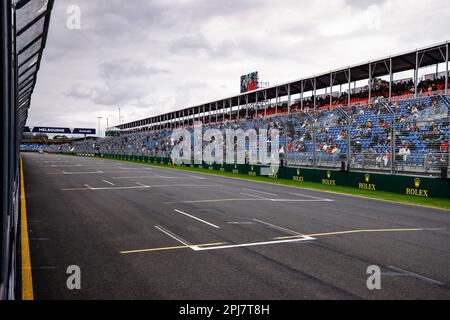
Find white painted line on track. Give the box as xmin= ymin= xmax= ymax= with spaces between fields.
xmin=149 ymin=184 xmax=222 ymax=188
xmin=191 ymin=237 xmax=315 ymax=251
xmin=252 ymin=219 xmax=305 ymax=236
xmin=50 ymin=164 xmax=83 ymax=167
xmin=242 ymin=188 xmax=278 ymax=197
xmin=89 ymin=185 xmax=150 ymax=191
xmin=47 ymin=171 xmax=103 ymax=175
xmin=135 ymin=182 xmax=148 ymax=187
xmin=187 ymin=175 xmax=207 ymax=180
xmin=166 ymin=198 xmax=333 ymax=204
xmin=174 ymin=209 xmax=220 ymax=229
xmin=227 ymin=222 xmax=255 ymax=225
xmin=102 ymin=180 xmax=115 ymax=186
xmin=110 ymin=176 xmax=156 ymax=179
xmin=387 ymin=266 xmax=445 ymax=286
xmin=62 ymin=171 xmax=104 ymax=175
xmin=269 ymin=199 xmax=334 ymax=202
xmin=288 ymin=192 xmax=333 ymax=201
xmin=240 ymin=192 xmax=268 ymax=200
xmin=165 ymin=198 xmax=265 ymax=204
xmin=62 ymin=184 xmax=150 ymax=191
xmin=111 ymin=175 xmax=207 ymax=180
xmin=155 ymin=225 xmax=191 ymax=247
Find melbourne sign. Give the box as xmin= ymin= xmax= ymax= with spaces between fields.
xmin=25 ymin=127 xmax=96 ymax=135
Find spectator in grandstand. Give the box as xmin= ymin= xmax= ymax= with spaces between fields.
xmin=382 ymin=151 xmax=391 ymax=167
xmin=279 ymin=145 xmax=286 ymax=167
xmin=398 ymin=144 xmax=411 ymax=162
xmin=440 ymin=139 xmax=449 ymax=153
xmin=330 ymin=144 xmax=340 ymax=155
xmin=337 ymin=130 xmax=346 ymax=141
xmin=408 ymin=140 xmax=417 ymax=151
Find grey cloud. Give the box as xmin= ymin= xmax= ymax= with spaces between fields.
xmin=66 ymin=84 xmax=93 ymax=99
xmin=345 ymin=0 xmax=387 ymax=9
xmin=27 ymin=0 xmax=449 ymax=129
xmin=98 ymin=60 xmax=169 ymax=80
xmin=168 ymin=34 xmax=212 ymax=55
xmin=90 ymin=84 xmax=150 ymax=106
xmin=65 ymin=59 xmax=167 ymax=106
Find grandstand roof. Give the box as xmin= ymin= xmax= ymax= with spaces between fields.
xmin=118 ymin=41 xmax=449 ymax=130
xmin=16 ymin=0 xmax=54 ymax=132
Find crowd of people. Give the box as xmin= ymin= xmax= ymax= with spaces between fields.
xmin=43 ymin=94 xmax=449 ymax=174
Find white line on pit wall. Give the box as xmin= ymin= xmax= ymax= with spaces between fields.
xmin=174 ymin=209 xmax=220 ymax=229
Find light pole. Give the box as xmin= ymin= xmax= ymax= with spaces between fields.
xmin=97 ymin=117 xmax=103 ymax=138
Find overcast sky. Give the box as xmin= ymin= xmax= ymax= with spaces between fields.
xmin=29 ymin=0 xmax=450 ymax=131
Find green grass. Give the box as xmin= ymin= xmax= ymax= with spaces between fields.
xmin=93 ymin=156 xmax=450 ymax=211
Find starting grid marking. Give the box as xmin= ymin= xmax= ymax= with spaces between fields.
xmin=166 ymin=189 xmax=333 ymax=204
xmin=121 ymin=227 xmax=436 ymax=255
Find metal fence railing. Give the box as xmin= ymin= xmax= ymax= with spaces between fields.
xmin=287 ymin=99 xmax=449 ymax=177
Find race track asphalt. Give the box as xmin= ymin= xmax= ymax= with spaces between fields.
xmin=22 ymin=153 xmax=450 ymax=300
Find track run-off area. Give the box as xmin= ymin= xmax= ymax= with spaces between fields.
xmin=21 ymin=153 xmax=450 ymax=299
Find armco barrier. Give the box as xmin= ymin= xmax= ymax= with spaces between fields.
xmin=92 ymin=154 xmax=450 ymax=199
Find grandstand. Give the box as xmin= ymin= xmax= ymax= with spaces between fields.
xmin=60 ymin=43 xmax=449 ymax=178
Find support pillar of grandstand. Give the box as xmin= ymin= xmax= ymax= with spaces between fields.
xmin=330 ymin=72 xmax=335 ymax=108
xmin=208 ymin=103 xmax=211 ymax=124
xmin=245 ymin=95 xmax=248 ymax=119
xmin=264 ymin=90 xmax=267 ymax=117
xmin=446 ymin=41 xmax=449 ymax=96
xmin=300 ymin=81 xmax=305 ymax=111
xmin=215 ymin=102 xmax=218 ymax=123
xmin=389 ymin=57 xmax=393 ymax=102
xmin=312 ymin=125 xmax=317 ymax=167
xmin=222 ymin=100 xmax=225 ymax=121
xmin=237 ymin=97 xmax=240 ymax=120
xmin=346 ymin=68 xmax=351 ymax=106
xmin=313 ymin=78 xmax=317 ymax=110
xmin=287 ymin=83 xmax=291 ymax=114
xmin=275 ymin=87 xmax=278 ymax=114
xmin=381 ymin=102 xmax=396 ymax=174
xmin=414 ymin=50 xmax=419 ymax=98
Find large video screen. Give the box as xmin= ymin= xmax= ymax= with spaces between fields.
xmin=240 ymin=71 xmax=258 ymax=93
